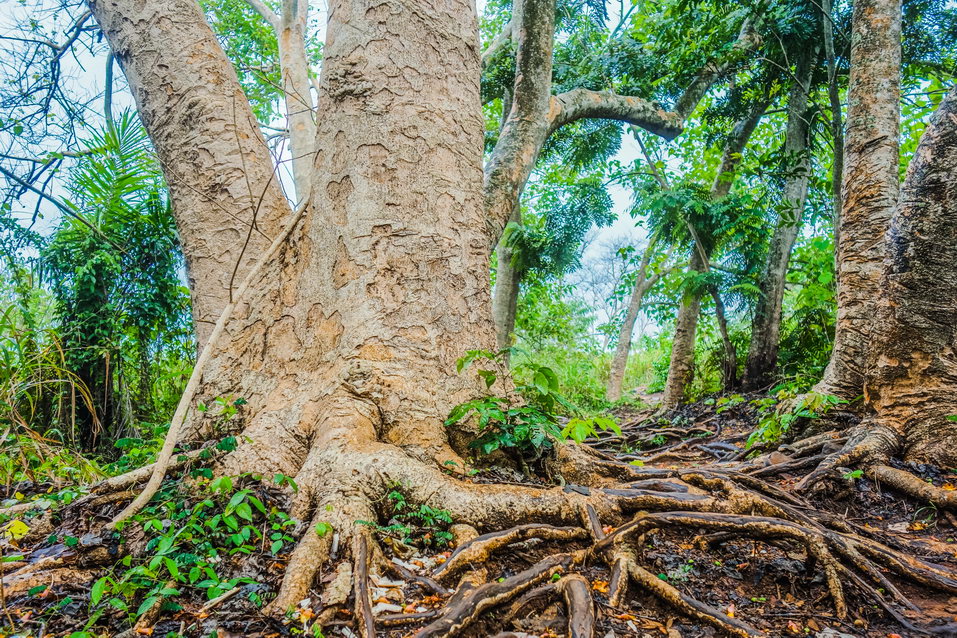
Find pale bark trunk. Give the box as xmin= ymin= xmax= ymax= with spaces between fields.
xmin=188 ymin=0 xmax=493 ymax=472
xmin=742 ymin=56 xmax=814 ymax=391
xmin=243 ymin=0 xmax=317 ymax=202
xmin=275 ymin=0 xmax=317 ymax=203
xmin=89 ymin=0 xmax=291 ymax=349
xmin=817 ymin=0 xmax=900 ymax=399
xmin=863 ymin=86 xmax=957 ymax=466
xmin=660 ymin=102 xmax=766 ymax=408
xmin=277 ymin=11 xmax=317 ymax=204
xmin=605 ymin=239 xmax=663 ymax=402
xmin=483 ymin=0 xmax=555 ymax=243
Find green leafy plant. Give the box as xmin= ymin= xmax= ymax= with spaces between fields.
xmin=747 ymin=389 xmax=847 ymax=447
xmin=358 ymin=484 xmax=453 ymax=548
xmin=83 ymin=475 xmax=292 ymax=632
xmin=446 ymin=349 xmax=619 ymax=473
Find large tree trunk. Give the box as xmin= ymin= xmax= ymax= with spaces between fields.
xmin=860 ymin=86 xmax=957 ymax=465
xmin=816 ymin=0 xmax=900 ymax=399
xmin=660 ymin=102 xmax=766 ymax=408
xmin=90 ymin=0 xmax=292 ymax=350
xmin=741 ymin=56 xmax=814 ymax=391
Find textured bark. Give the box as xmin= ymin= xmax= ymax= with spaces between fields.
xmin=863 ymin=86 xmax=957 ymax=465
xmin=742 ymin=57 xmax=814 ymax=391
xmin=660 ymin=102 xmax=767 ymax=408
xmin=661 ymin=251 xmax=705 ymax=407
xmin=89 ymin=0 xmax=291 ymax=349
xmin=186 ymin=0 xmax=495 ymax=469
xmin=817 ymin=0 xmax=900 ymax=399
xmin=606 ymin=239 xmax=668 ymax=402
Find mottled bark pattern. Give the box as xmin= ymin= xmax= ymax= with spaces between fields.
xmin=864 ymin=87 xmax=957 ymax=466
xmin=89 ymin=0 xmax=291 ymax=348
xmin=742 ymin=59 xmax=813 ymax=390
xmin=818 ymin=0 xmax=900 ymax=398
xmin=193 ymin=0 xmax=493 ymax=472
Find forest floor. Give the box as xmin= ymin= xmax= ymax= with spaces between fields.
xmin=3 ymin=396 xmax=957 ymax=638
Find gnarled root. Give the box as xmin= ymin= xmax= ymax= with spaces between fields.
xmin=794 ymin=423 xmax=899 ymax=492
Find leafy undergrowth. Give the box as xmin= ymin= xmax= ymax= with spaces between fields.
xmin=3 ymin=397 xmax=957 ymax=638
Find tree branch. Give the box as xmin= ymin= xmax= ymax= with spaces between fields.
xmin=481 ymin=19 xmax=514 ymax=68
xmin=243 ymin=0 xmax=281 ymax=30
xmin=550 ymin=89 xmax=683 ymax=140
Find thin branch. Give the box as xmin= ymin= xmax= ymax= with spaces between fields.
xmin=243 ymin=0 xmax=281 ymax=30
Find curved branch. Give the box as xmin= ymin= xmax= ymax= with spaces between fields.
xmin=549 ymin=89 xmax=683 ymax=139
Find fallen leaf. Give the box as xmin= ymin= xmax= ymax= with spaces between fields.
xmin=592 ymin=580 xmax=610 ymax=594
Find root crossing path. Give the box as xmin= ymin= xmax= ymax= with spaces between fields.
xmin=3 ymin=401 xmax=957 ymax=638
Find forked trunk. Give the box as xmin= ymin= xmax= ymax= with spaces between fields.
xmin=817 ymin=0 xmax=900 ymax=399
xmin=742 ymin=56 xmax=814 ymax=391
xmin=863 ymin=86 xmax=957 ymax=466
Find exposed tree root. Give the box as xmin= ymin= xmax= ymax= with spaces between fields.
xmin=556 ymin=573 xmax=595 ymax=638
xmin=870 ymin=464 xmax=957 ymax=509
xmin=434 ymin=524 xmax=589 ymax=582
xmin=5 ymin=409 xmax=957 ymax=638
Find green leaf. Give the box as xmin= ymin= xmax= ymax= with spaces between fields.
xmin=91 ymin=577 xmax=109 ymax=605
xmin=137 ymin=595 xmax=161 ymax=617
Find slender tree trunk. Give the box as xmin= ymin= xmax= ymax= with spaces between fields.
xmin=710 ymin=286 xmax=738 ymax=391
xmin=492 ymin=210 xmax=523 ymax=352
xmin=861 ymin=87 xmax=957 ymax=465
xmin=662 ymin=251 xmax=705 ymax=407
xmin=90 ymin=0 xmax=292 ymax=349
xmin=822 ymin=0 xmax=844 ymax=234
xmin=816 ymin=0 xmax=900 ymax=399
xmin=660 ymin=101 xmax=766 ymax=408
xmin=277 ymin=9 xmax=316 ymax=203
xmin=605 ymin=239 xmax=663 ymax=402
xmin=742 ymin=55 xmax=814 ymax=391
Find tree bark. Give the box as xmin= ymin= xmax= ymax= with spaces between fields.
xmin=862 ymin=86 xmax=957 ymax=466
xmin=660 ymin=102 xmax=767 ymax=408
xmin=816 ymin=0 xmax=900 ymax=399
xmin=89 ymin=0 xmax=292 ymax=349
xmin=741 ymin=55 xmax=814 ymax=391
